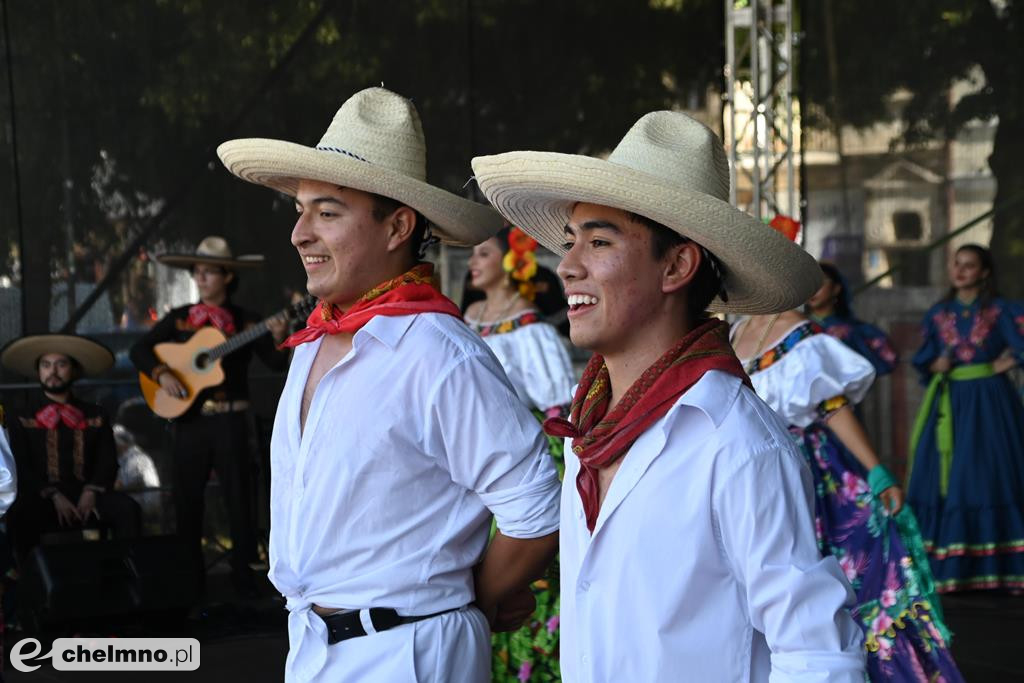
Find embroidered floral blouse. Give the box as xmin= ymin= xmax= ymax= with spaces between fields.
xmin=912 ymin=298 xmax=1024 ymax=381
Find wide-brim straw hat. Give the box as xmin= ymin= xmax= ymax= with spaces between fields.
xmin=1 ymin=334 xmax=114 ymax=378
xmin=158 ymin=235 xmax=265 ymax=270
xmin=217 ymin=87 xmax=502 ymax=247
xmin=471 ymin=111 xmax=822 ymax=314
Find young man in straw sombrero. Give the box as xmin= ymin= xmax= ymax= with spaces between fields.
xmin=472 ymin=112 xmax=866 ymax=681
xmin=130 ymin=236 xmax=291 ymax=599
xmin=3 ymin=334 xmax=140 ymax=564
xmin=217 ymin=87 xmax=561 ymax=682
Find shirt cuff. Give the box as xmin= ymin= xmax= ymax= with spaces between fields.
xmin=478 ymin=462 xmax=560 ymax=539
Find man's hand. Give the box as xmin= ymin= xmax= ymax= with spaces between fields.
xmin=492 ymin=584 xmax=537 ymax=632
xmin=158 ymin=370 xmax=188 ymax=399
xmin=77 ymin=489 xmax=99 ymax=521
xmin=52 ymin=492 xmax=82 ymax=527
xmin=266 ymin=313 xmax=291 ymax=345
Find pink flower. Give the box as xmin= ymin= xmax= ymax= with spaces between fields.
xmin=547 ymin=615 xmax=560 ymax=633
xmin=876 ymin=635 xmax=893 ymax=660
xmin=839 ymin=555 xmax=859 ymax=583
xmin=873 ymin=612 xmax=894 ymax=635
xmin=955 ymin=345 xmax=976 ymax=363
xmin=841 ymin=472 xmax=868 ymax=502
xmin=518 ymin=661 xmax=533 ymax=682
xmin=880 ymin=589 xmax=898 ymax=608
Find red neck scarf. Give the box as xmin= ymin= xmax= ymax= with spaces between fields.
xmin=544 ymin=318 xmax=750 ymax=532
xmin=281 ymin=263 xmax=462 ymax=348
xmin=188 ymin=303 xmax=236 ymax=335
xmin=35 ymin=402 xmax=87 ymax=430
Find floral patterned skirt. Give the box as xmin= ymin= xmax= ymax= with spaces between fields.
xmin=792 ymin=423 xmax=964 ymax=682
xmin=491 ymin=427 xmax=563 ymax=682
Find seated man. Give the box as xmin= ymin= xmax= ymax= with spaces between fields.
xmin=2 ymin=334 xmax=141 ymax=563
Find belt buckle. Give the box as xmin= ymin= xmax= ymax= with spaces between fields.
xmin=200 ymin=400 xmax=220 ymax=416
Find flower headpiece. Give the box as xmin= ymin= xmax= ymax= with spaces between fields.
xmin=502 ymin=227 xmax=539 ymax=301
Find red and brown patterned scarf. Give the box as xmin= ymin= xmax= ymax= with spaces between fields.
xmin=544 ymin=318 xmax=751 ymax=532
xmin=281 ymin=263 xmax=461 ymax=347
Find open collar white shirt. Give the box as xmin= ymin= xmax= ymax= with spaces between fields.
xmin=560 ymin=370 xmax=865 ymax=683
xmin=270 ymin=313 xmax=561 ymax=682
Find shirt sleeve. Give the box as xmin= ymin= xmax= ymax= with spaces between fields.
xmin=996 ymin=301 xmax=1024 ymax=365
xmin=754 ymin=335 xmax=875 ymax=428
xmin=423 ymin=352 xmax=561 ymax=539
xmin=849 ymin=320 xmax=898 ymax=376
xmin=515 ymin=324 xmax=576 ymax=412
xmin=129 ymin=308 xmax=183 ymax=377
xmin=714 ymin=442 xmax=865 ymax=682
xmin=911 ymin=306 xmax=943 ymax=382
xmin=0 ymin=427 xmax=17 ymax=514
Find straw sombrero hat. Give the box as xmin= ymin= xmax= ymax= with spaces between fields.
xmin=217 ymin=87 xmax=502 ymax=247
xmin=470 ymin=111 xmax=822 ymax=314
xmin=1 ymin=334 xmax=114 ymax=378
xmin=158 ymin=235 xmax=265 ymax=270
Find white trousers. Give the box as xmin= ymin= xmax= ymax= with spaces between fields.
xmin=288 ymin=606 xmax=490 ymax=682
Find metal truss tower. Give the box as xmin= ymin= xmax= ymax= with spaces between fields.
xmin=724 ymin=0 xmax=797 ymax=222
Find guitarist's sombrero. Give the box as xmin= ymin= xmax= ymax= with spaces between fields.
xmin=2 ymin=334 xmax=114 ymax=378
xmin=157 ymin=236 xmax=265 ymax=270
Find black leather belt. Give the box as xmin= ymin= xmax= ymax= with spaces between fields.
xmin=320 ymin=606 xmax=462 ymax=645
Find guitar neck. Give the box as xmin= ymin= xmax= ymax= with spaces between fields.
xmin=207 ymin=320 xmax=271 ymax=361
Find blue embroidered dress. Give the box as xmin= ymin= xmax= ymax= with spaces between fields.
xmin=907 ymin=297 xmax=1024 ymax=593
xmin=738 ymin=320 xmax=963 ymax=682
xmin=815 ymin=313 xmax=898 ymax=377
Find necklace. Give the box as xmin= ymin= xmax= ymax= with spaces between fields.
xmin=737 ymin=313 xmax=782 ymax=362
xmin=479 ymin=291 xmax=521 ymax=324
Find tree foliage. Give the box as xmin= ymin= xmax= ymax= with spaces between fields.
xmin=0 ymin=0 xmax=723 ymax=333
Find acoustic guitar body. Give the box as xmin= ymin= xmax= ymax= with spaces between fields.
xmin=138 ymin=326 xmax=228 ymax=419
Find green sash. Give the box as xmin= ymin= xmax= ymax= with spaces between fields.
xmin=908 ymin=362 xmax=994 ymax=496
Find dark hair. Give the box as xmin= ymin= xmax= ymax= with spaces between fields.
xmin=942 ymin=243 xmax=999 ymax=307
xmin=369 ymin=193 xmax=429 ymax=260
xmin=628 ymin=212 xmax=725 ymax=319
xmin=818 ymin=262 xmax=851 ymax=318
xmin=191 ymin=264 xmax=239 ymax=297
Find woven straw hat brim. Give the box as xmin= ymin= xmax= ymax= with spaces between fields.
xmin=217 ymin=139 xmax=503 ymax=247
xmin=471 ymin=151 xmax=822 ymax=315
xmin=1 ymin=334 xmax=115 ymax=378
xmin=157 ymin=254 xmax=265 ymax=269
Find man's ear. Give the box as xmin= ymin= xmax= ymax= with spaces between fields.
xmin=662 ymin=241 xmax=702 ymax=294
xmin=385 ymin=206 xmax=418 ymax=253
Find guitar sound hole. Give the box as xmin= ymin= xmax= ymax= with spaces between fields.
xmin=195 ymin=353 xmax=211 ymax=370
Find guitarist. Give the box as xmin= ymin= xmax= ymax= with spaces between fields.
xmin=129 ymin=236 xmax=290 ymax=598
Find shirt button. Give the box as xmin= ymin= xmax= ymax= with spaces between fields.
xmin=576 ymin=507 xmax=583 ymax=519
xmin=581 ymin=654 xmax=589 ymax=664
xmin=579 ymin=580 xmax=590 ymax=592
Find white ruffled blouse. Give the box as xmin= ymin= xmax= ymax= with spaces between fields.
xmin=466 ymin=311 xmax=576 ymax=412
xmin=735 ymin=320 xmax=876 ymax=428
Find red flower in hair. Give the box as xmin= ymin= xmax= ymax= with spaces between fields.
xmin=508 ymin=227 xmax=538 ymax=254
xmin=770 ymin=214 xmax=801 ymax=242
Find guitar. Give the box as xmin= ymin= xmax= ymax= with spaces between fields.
xmin=139 ymin=297 xmax=315 ymax=418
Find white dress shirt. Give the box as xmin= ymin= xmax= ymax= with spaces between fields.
xmin=560 ymin=370 xmax=865 ymax=683
xmin=269 ymin=312 xmax=561 ymax=682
